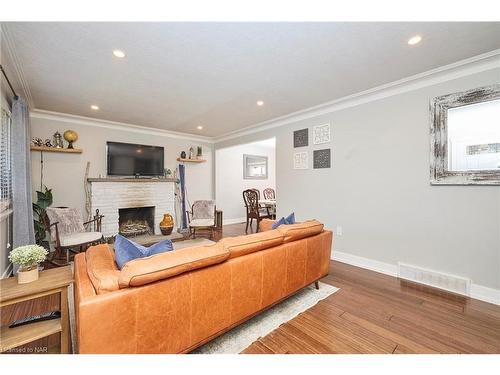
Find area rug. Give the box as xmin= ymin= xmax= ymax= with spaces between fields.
xmin=192 ymin=281 xmax=339 ymax=354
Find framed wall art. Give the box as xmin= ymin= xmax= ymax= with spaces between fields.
xmin=313 ymin=123 xmax=331 ymax=145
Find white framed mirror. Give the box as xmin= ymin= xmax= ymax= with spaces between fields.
xmin=430 ymin=84 xmax=500 ymax=185
xmin=243 ymin=154 xmax=268 ymax=180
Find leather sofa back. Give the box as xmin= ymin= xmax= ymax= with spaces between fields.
xmin=75 ymin=225 xmax=333 ymax=353
xmin=119 ymin=242 xmax=229 ymax=288
xmin=222 ymin=229 xmax=284 ymax=259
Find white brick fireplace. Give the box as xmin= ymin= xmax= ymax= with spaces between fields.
xmin=88 ymin=178 xmax=177 ymax=237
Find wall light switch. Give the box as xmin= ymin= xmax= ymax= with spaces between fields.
xmin=336 ymin=226 xmax=343 ymax=236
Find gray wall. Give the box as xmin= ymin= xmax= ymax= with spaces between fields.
xmin=30 ymin=115 xmax=214 ymax=222
xmin=216 ymin=68 xmax=500 ymax=290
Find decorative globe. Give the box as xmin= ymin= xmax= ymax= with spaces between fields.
xmin=63 ymin=130 xmax=78 ymax=149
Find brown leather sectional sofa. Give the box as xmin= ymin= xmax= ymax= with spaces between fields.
xmin=74 ymin=219 xmax=333 ymax=353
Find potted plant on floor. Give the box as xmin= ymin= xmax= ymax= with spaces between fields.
xmin=9 ymin=245 xmax=49 ymax=284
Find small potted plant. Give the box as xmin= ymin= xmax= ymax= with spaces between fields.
xmin=9 ymin=245 xmax=48 ymax=284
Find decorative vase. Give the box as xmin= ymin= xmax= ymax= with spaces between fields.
xmin=180 ymin=151 xmax=186 ymax=159
xmin=159 ymin=213 xmax=174 ymax=235
xmin=63 ymin=130 xmax=78 ymax=149
xmin=17 ymin=267 xmax=39 ymax=284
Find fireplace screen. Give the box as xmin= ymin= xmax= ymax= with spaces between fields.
xmin=118 ymin=206 xmax=155 ymax=237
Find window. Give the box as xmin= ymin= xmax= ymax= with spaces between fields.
xmin=430 ymin=84 xmax=500 ymax=185
xmin=1 ymin=108 xmax=12 ymax=209
xmin=243 ymin=154 xmax=268 ymax=180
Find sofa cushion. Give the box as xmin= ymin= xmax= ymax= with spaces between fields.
xmin=119 ymin=242 xmax=229 ymax=288
xmin=114 ymin=234 xmax=173 ymax=269
xmin=259 ymin=219 xmax=276 ymax=232
xmin=277 ymin=220 xmax=324 ymax=243
xmin=85 ymin=244 xmax=120 ymax=294
xmin=222 ymin=230 xmax=284 ymax=259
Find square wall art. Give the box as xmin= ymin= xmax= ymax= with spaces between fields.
xmin=293 ymin=128 xmax=309 ymax=148
xmin=313 ymin=123 xmax=331 ymax=145
xmin=293 ymin=152 xmax=308 ymax=169
xmin=313 ymin=148 xmax=331 ymax=169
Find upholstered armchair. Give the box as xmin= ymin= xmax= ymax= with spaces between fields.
xmin=45 ymin=207 xmax=104 ymax=266
xmin=186 ymin=200 xmax=217 ymax=239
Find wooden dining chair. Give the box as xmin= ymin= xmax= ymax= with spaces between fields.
xmin=263 ymin=188 xmax=275 ymax=200
xmin=242 ymin=189 xmax=272 ymax=233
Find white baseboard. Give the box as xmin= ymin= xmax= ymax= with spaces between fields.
xmin=223 ymin=217 xmax=246 ymax=225
xmin=1 ymin=262 xmax=13 ymax=279
xmin=332 ymin=250 xmax=500 ymax=306
xmin=332 ymin=250 xmax=398 ymax=277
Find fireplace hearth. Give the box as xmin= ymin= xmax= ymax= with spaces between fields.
xmin=118 ymin=206 xmax=155 ymax=237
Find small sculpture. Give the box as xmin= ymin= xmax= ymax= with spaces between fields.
xmin=44 ymin=139 xmax=53 ymax=147
xmin=180 ymin=151 xmax=186 ymax=159
xmin=53 ymin=131 xmax=64 ymax=148
xmin=188 ymin=147 xmax=194 ymax=159
xmin=63 ymin=129 xmax=78 ymax=149
xmin=31 ymin=137 xmax=43 ymax=147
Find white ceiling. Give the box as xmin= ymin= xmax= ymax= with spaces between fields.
xmin=3 ymin=22 xmax=500 ymax=137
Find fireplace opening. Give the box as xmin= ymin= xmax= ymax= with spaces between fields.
xmin=118 ymin=206 xmax=155 ymax=237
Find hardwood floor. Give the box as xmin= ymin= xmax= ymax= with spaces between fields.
xmin=243 ymin=259 xmax=500 ymax=354
xmin=2 ymin=222 xmax=500 ymax=354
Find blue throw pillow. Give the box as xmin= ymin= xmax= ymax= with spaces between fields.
xmin=285 ymin=212 xmax=296 ymax=225
xmin=271 ymin=217 xmax=287 ymax=229
xmin=114 ymin=234 xmax=174 ymax=269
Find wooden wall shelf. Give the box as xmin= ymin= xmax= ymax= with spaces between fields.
xmin=176 ymin=158 xmax=206 ymax=163
xmin=30 ymin=146 xmax=82 ymax=154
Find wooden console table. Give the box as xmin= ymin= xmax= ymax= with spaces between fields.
xmin=0 ymin=266 xmax=73 ymax=354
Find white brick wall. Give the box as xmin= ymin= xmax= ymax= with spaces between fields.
xmin=90 ymin=181 xmax=176 ymax=237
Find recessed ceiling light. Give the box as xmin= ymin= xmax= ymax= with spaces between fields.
xmin=197 ymin=126 xmax=203 ymax=130
xmin=90 ymin=105 xmax=99 ymax=110
xmin=256 ymin=100 xmax=264 ymax=106
xmin=113 ymin=49 xmax=126 ymax=58
xmin=407 ymin=35 xmax=422 ymax=46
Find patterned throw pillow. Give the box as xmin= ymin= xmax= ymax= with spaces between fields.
xmin=45 ymin=207 xmax=85 ymax=241
xmin=114 ymin=234 xmax=174 ymax=269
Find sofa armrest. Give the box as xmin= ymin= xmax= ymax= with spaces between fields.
xmin=259 ymin=218 xmax=275 ymax=232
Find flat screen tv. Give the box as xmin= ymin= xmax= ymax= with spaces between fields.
xmin=107 ymin=141 xmax=164 ymax=177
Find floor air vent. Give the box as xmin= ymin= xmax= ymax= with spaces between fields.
xmin=398 ymin=263 xmax=471 ymax=296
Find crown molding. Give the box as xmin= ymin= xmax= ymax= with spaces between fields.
xmin=1 ymin=24 xmax=34 ymax=108
xmin=30 ymin=109 xmax=215 ymax=143
xmin=214 ymin=49 xmax=500 ymax=143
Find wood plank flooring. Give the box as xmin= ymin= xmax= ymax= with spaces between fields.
xmin=2 ymin=222 xmax=499 ymax=354
xmin=243 ymin=259 xmax=500 ymax=354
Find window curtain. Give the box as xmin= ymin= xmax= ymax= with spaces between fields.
xmin=11 ymin=97 xmax=35 ymax=248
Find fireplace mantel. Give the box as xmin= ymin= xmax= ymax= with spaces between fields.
xmin=89 ymin=178 xmax=177 ymax=237
xmin=88 ymin=177 xmax=178 ymax=183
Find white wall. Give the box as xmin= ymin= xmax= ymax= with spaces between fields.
xmin=30 ymin=112 xmax=214 ymax=225
xmin=215 ymin=67 xmax=500 ymax=294
xmin=216 ymin=139 xmax=275 ymax=222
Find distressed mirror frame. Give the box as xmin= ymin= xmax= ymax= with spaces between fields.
xmin=430 ymin=84 xmax=500 ymax=185
xmin=243 ymin=154 xmax=268 ymax=180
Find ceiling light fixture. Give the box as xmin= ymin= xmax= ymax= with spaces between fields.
xmin=90 ymin=105 xmax=99 ymax=110
xmin=113 ymin=49 xmax=126 ymax=58
xmin=256 ymin=100 xmax=264 ymax=106
xmin=407 ymin=35 xmax=422 ymax=46
xmin=197 ymin=126 xmax=203 ymax=130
